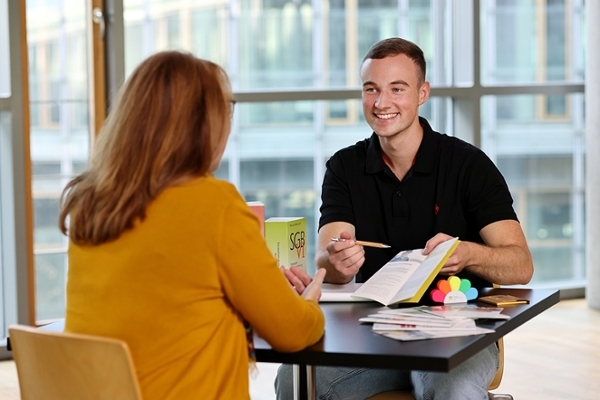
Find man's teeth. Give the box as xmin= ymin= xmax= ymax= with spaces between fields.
xmin=376 ymin=113 xmax=397 ymax=119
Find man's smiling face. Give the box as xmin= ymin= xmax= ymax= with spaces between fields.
xmin=360 ymin=53 xmax=429 ymax=139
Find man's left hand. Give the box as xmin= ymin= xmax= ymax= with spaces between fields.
xmin=423 ymin=232 xmax=466 ymax=276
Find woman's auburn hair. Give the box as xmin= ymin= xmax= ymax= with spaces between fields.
xmin=59 ymin=51 xmax=232 ymax=245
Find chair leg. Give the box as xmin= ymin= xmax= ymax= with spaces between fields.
xmin=488 ymin=393 xmax=514 ymax=400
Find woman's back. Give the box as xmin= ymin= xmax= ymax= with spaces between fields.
xmin=65 ymin=176 xmax=324 ymax=399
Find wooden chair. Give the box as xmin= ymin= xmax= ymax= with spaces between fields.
xmin=366 ymin=338 xmax=512 ymax=400
xmin=8 ymin=324 xmax=143 ymax=400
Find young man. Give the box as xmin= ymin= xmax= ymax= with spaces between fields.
xmin=276 ymin=37 xmax=533 ymax=400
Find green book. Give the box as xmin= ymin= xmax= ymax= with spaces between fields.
xmin=265 ymin=217 xmax=307 ymax=271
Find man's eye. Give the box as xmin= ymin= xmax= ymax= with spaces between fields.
xmin=364 ymin=88 xmax=376 ymax=93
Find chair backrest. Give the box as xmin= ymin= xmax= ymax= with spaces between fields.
xmin=8 ymin=324 xmax=143 ymax=400
xmin=487 ymin=283 xmax=506 ymax=391
xmin=487 ymin=337 xmax=505 ymax=390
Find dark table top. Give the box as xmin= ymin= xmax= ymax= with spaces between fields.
xmin=21 ymin=288 xmax=559 ymax=373
xmin=253 ymin=288 xmax=560 ymax=372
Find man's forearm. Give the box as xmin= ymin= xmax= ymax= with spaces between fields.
xmin=463 ymin=241 xmax=533 ymax=285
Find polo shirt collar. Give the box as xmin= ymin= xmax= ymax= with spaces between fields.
xmin=365 ymin=116 xmax=440 ymax=175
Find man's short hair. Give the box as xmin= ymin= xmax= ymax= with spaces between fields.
xmin=362 ymin=37 xmax=427 ymax=84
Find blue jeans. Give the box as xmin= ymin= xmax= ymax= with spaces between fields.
xmin=274 ymin=343 xmax=498 ymax=400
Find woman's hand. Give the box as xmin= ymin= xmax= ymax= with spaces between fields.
xmin=281 ymin=266 xmax=326 ymax=302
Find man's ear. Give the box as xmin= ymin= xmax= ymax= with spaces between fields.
xmin=418 ymin=81 xmax=431 ymax=106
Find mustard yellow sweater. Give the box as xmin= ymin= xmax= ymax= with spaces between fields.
xmin=65 ymin=175 xmax=324 ymax=400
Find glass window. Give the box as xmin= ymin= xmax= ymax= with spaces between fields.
xmin=35 ymin=252 xmax=68 ymax=322
xmin=482 ymin=93 xmax=585 ymax=285
xmin=123 ymin=0 xmax=452 ymax=89
xmin=21 ymin=0 xmax=586 ymax=325
xmin=26 ymin=0 xmax=90 ymax=322
xmin=480 ymin=0 xmax=584 ymax=85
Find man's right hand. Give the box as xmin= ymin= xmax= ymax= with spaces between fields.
xmin=318 ymin=230 xmax=365 ymax=283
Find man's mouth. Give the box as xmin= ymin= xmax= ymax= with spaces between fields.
xmin=375 ymin=113 xmax=398 ymax=120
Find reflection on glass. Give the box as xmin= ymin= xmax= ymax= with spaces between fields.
xmin=482 ymin=94 xmax=585 ymax=284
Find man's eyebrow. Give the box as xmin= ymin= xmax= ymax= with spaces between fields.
xmin=390 ymin=80 xmax=410 ymax=86
xmin=362 ymin=80 xmax=410 ymax=87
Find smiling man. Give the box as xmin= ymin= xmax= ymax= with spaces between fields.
xmin=275 ymin=38 xmax=533 ymax=400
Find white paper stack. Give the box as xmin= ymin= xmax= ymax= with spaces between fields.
xmin=361 ymin=305 xmax=507 ymax=341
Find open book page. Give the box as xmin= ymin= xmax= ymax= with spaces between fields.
xmin=391 ymin=237 xmax=460 ymax=303
xmin=319 ymin=283 xmax=372 ymax=302
xmin=351 ymin=237 xmax=459 ymax=305
xmin=350 ymin=255 xmax=423 ymax=304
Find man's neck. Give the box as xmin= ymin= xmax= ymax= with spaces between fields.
xmin=378 ymin=122 xmax=424 ymax=181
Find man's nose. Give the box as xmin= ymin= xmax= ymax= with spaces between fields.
xmin=375 ymin=92 xmax=390 ymax=109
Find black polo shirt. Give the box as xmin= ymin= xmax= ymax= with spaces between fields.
xmin=319 ymin=117 xmax=517 ymax=289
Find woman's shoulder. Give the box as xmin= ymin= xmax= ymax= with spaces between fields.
xmin=189 ymin=174 xmax=238 ymax=193
xmin=161 ymin=175 xmax=244 ymax=207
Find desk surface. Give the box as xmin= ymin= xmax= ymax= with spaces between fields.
xmin=254 ymin=288 xmax=559 ymax=372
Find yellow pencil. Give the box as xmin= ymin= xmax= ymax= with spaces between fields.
xmin=331 ymin=237 xmax=391 ymax=248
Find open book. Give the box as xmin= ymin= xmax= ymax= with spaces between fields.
xmin=345 ymin=237 xmax=460 ymax=306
